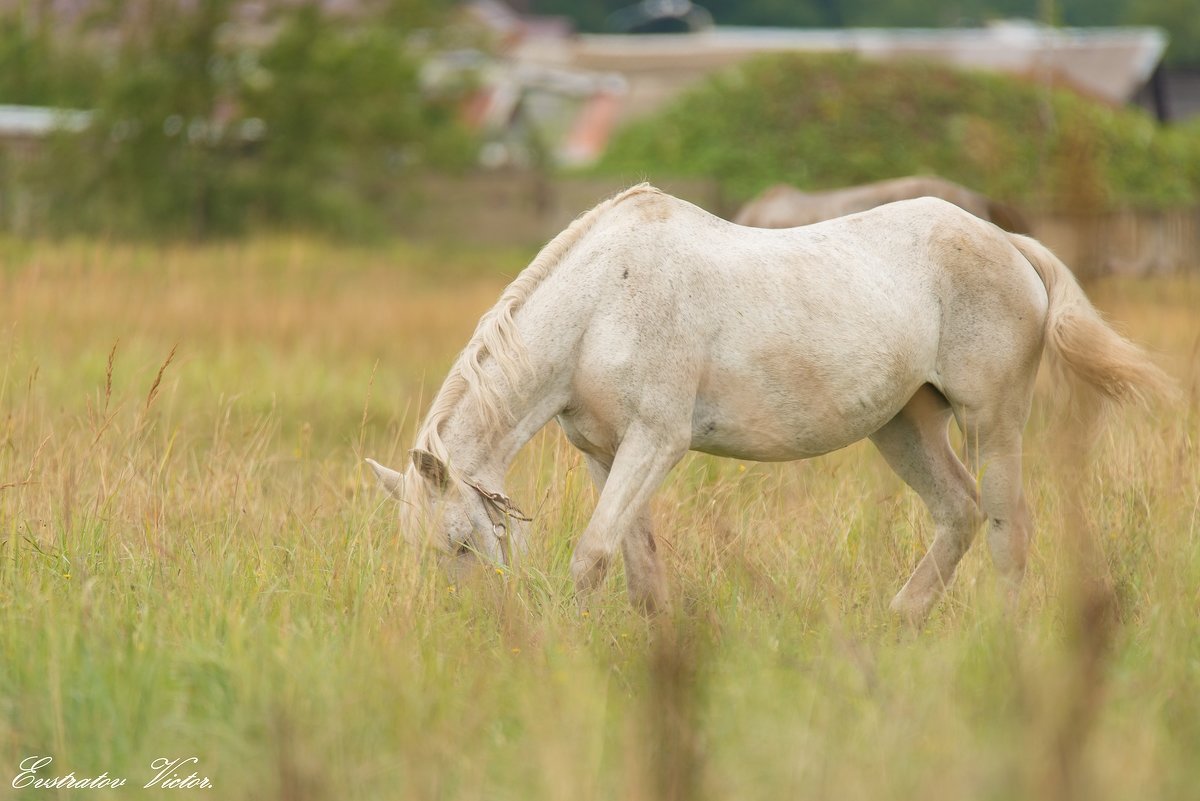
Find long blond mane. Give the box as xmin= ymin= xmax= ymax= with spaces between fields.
xmin=412 ymin=183 xmax=662 ymax=462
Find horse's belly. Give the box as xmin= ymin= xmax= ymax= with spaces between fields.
xmin=690 ymin=354 xmax=925 ymax=461
xmin=690 ymin=403 xmax=896 ymax=461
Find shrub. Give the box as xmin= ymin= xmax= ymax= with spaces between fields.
xmin=596 ymin=54 xmax=1200 ymax=211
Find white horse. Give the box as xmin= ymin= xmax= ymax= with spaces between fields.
xmin=368 ymin=184 xmax=1170 ymax=622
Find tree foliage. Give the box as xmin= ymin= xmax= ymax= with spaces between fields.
xmin=0 ymin=15 xmax=103 ymax=105
xmin=237 ymin=4 xmax=473 ymax=235
xmin=5 ymin=1 xmax=475 ymax=238
xmin=595 ymin=54 xmax=1200 ymax=211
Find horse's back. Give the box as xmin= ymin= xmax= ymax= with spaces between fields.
xmin=585 ymin=191 xmax=1045 ymax=344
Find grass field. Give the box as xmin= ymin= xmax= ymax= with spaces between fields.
xmin=1 ymin=238 xmax=1197 ymax=801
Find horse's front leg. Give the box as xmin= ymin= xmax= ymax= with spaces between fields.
xmin=582 ymin=454 xmax=671 ymax=613
xmin=571 ymin=426 xmax=687 ymax=601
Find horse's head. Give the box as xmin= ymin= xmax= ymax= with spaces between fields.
xmin=366 ymin=450 xmax=528 ymax=573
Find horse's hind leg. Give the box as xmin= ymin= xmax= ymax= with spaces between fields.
xmin=870 ymin=385 xmax=983 ymax=623
xmin=960 ymin=402 xmax=1034 ymax=607
xmin=582 ymin=454 xmax=670 ymax=613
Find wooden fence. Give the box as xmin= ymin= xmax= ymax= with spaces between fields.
xmin=1031 ymin=209 xmax=1200 ymax=278
xmin=398 ymin=173 xmax=1200 ymax=277
xmin=396 ymin=173 xmax=729 ymax=246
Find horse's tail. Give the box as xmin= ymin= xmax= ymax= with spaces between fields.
xmin=1008 ymin=233 xmax=1175 ymax=405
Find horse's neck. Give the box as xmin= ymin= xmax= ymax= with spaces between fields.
xmin=436 ymin=243 xmax=596 ymax=483
xmin=437 ymin=353 xmax=569 ymax=485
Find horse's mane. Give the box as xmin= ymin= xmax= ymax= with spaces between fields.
xmin=413 ymin=183 xmax=662 ymax=462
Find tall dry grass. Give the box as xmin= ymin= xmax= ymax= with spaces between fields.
xmin=0 ymin=238 xmax=1197 ymax=801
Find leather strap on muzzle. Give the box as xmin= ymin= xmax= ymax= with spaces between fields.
xmin=463 ymin=478 xmax=532 ymax=523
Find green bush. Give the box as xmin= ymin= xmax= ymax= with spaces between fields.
xmin=596 ymin=54 xmax=1200 ymax=211
xmin=6 ymin=1 xmax=476 ymax=239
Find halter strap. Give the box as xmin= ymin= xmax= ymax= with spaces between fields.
xmin=462 ymin=477 xmax=533 ymax=522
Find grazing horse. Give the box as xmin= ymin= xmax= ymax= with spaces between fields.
xmin=368 ymin=184 xmax=1169 ymax=622
xmin=734 ymin=176 xmax=1030 ymax=234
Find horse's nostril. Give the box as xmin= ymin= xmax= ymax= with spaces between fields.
xmin=454 ymin=541 xmax=471 ymax=557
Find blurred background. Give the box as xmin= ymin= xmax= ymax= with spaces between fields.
xmin=1 ymin=0 xmax=1198 ymax=274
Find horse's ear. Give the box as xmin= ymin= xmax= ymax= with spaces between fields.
xmin=410 ymin=448 xmax=450 ymax=489
xmin=365 ymin=458 xmax=404 ymax=499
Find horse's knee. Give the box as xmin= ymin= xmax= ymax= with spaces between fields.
xmin=571 ymin=542 xmax=614 ymax=592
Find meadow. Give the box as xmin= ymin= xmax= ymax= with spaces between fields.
xmin=0 ymin=237 xmax=1197 ymax=801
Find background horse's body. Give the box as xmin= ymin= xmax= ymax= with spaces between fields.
xmin=734 ymin=175 xmax=1030 ymax=233
xmin=371 ymin=185 xmax=1168 ymax=622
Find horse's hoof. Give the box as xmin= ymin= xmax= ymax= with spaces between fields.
xmin=570 ymin=550 xmax=610 ymax=593
xmin=889 ymin=592 xmax=932 ymax=628
xmin=630 ymin=587 xmax=671 ymax=617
